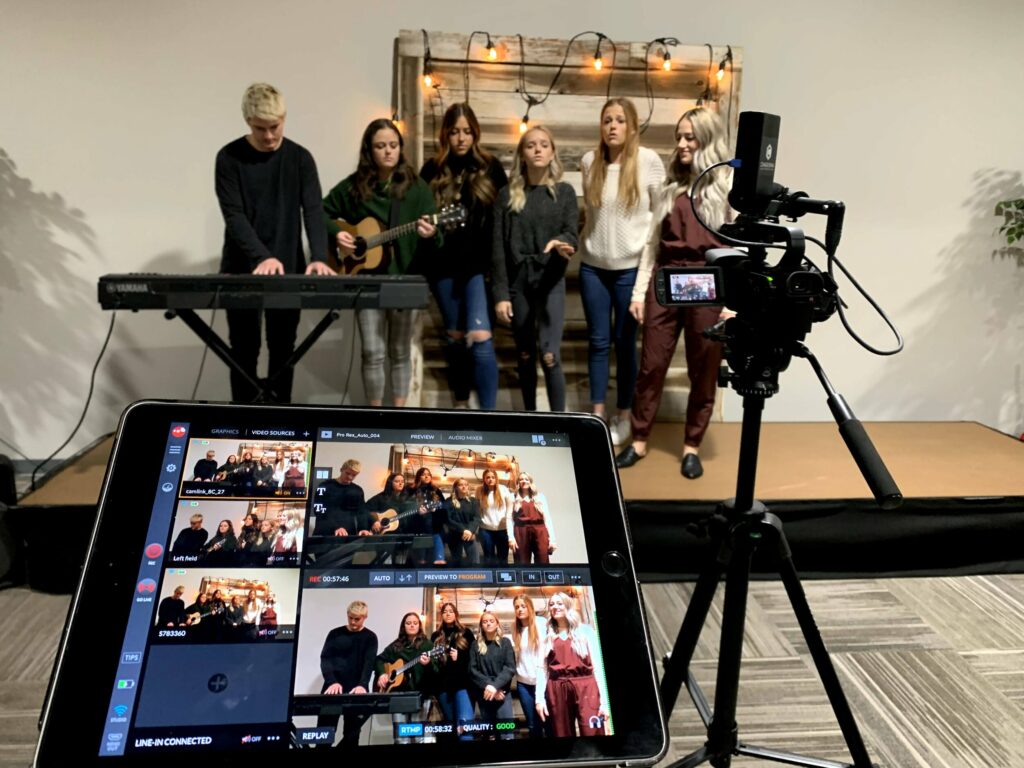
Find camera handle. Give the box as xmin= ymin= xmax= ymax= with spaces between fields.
xmin=658 ymin=346 xmax=897 ymax=768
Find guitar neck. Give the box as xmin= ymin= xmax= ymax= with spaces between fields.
xmin=363 ymin=217 xmax=430 ymax=250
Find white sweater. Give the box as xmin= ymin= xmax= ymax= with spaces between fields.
xmin=579 ymin=146 xmax=666 ymax=271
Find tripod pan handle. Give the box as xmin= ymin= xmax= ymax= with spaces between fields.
xmin=838 ymin=419 xmax=902 ymax=509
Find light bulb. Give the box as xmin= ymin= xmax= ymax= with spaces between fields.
xmin=593 ymin=55 xmax=603 ymax=71
xmin=488 ymin=45 xmax=497 ymax=60
xmin=662 ymin=52 xmax=672 ymax=72
xmin=423 ymin=72 xmax=433 ymax=88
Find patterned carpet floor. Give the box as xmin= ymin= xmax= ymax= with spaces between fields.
xmin=4 ymin=575 xmax=1024 ymax=767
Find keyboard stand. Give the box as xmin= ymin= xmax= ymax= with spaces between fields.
xmin=167 ymin=307 xmax=341 ymax=403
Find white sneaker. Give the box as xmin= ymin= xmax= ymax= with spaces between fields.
xmin=609 ymin=413 xmax=630 ymax=445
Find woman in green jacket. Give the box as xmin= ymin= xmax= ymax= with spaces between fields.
xmin=323 ymin=118 xmax=437 ymax=406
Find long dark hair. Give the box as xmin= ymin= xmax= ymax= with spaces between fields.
xmin=429 ymin=103 xmax=498 ymax=208
xmin=434 ymin=602 xmax=470 ymax=650
xmin=382 ymin=471 xmax=405 ymax=499
xmin=394 ymin=611 xmax=428 ymax=649
xmin=354 ymin=118 xmax=417 ymax=202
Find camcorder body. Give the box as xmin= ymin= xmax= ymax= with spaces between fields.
xmin=654 ymin=111 xmax=842 ymax=393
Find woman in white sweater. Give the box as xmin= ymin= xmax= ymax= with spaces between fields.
xmin=475 ymin=468 xmax=514 ymax=565
xmin=579 ymin=98 xmax=666 ymax=444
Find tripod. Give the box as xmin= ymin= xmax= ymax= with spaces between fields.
xmin=658 ymin=342 xmax=900 ymax=768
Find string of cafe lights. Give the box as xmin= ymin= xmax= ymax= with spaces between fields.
xmin=400 ymin=445 xmax=519 ymax=482
xmin=403 ymin=30 xmax=734 ymax=137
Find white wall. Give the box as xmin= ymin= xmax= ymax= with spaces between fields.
xmin=2 ymin=0 xmax=1023 ymax=460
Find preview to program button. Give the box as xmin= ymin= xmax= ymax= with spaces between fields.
xmin=416 ymin=570 xmax=493 ymax=584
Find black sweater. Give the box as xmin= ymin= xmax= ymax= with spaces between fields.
xmin=320 ymin=626 xmax=379 ymax=691
xmin=215 ymin=136 xmax=328 ymax=274
xmin=491 ymin=182 xmax=579 ymax=302
xmin=420 ymin=154 xmax=508 ymax=279
xmin=469 ymin=636 xmax=516 ymax=692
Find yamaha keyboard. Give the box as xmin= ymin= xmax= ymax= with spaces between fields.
xmin=96 ymin=273 xmax=430 ymax=402
xmin=291 ymin=692 xmax=422 ymax=716
xmin=98 ymin=273 xmax=428 ymax=310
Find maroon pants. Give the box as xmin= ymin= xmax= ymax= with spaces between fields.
xmin=514 ymin=522 xmax=550 ymax=564
xmin=631 ymin=280 xmax=722 ymax=447
xmin=546 ymin=675 xmax=603 ymax=737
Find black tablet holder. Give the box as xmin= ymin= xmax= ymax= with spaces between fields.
xmin=657 ymin=235 xmax=901 ymax=768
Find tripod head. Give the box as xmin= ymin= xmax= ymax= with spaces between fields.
xmin=653 ymin=110 xmax=901 ymax=510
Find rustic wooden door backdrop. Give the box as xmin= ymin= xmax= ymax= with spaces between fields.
xmin=395 ymin=29 xmax=743 ymax=191
xmin=393 ymin=29 xmax=742 ymax=412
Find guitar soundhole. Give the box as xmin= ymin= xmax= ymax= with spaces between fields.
xmin=353 ymin=238 xmax=368 ymax=257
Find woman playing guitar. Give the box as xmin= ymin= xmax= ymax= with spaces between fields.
xmin=375 ymin=612 xmax=440 ymax=743
xmin=323 ymin=118 xmax=438 ymax=407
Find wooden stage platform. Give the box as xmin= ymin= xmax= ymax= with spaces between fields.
xmin=617 ymin=420 xmax=1024 ymax=502
xmin=9 ymin=420 xmax=1024 ymax=586
xmin=20 ymin=421 xmax=1024 ymax=507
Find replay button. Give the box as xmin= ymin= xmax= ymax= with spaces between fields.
xmin=600 ymin=550 xmax=628 ymax=577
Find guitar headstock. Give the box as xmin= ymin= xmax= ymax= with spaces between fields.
xmin=435 ymin=203 xmax=468 ymax=231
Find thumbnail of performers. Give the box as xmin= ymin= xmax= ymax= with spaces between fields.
xmin=535 ymin=592 xmax=609 ymax=737
xmin=317 ymin=600 xmax=379 ymax=748
xmin=181 ymin=438 xmax=311 ymax=499
xmin=169 ymin=500 xmax=304 ymax=566
xmin=152 ymin=568 xmax=298 ymax=643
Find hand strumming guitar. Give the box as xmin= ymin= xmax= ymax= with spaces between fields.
xmin=336 ymin=230 xmax=358 ymax=256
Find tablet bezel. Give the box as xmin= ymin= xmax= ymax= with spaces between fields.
xmin=35 ymin=401 xmax=667 ymax=768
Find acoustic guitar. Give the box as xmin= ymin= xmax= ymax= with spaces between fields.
xmin=379 ymin=644 xmax=446 ymax=692
xmin=371 ymin=499 xmax=443 ymax=534
xmin=335 ymin=203 xmax=466 ymax=276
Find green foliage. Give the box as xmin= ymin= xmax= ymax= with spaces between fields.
xmin=995 ymin=198 xmax=1024 ymax=245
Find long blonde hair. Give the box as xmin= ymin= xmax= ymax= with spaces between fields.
xmin=584 ymin=98 xmax=641 ymax=211
xmin=512 ymin=595 xmax=541 ymax=655
xmin=476 ymin=469 xmax=511 ymax=507
xmin=476 ymin=611 xmax=505 ymax=655
xmin=544 ymin=591 xmax=591 ymax=659
xmin=665 ymin=108 xmax=733 ymax=231
xmin=507 ymin=126 xmax=563 ymax=213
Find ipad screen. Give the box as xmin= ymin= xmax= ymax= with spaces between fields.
xmin=91 ymin=413 xmax=628 ymax=760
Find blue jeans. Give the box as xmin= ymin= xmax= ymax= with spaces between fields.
xmin=478 ymin=528 xmax=509 ymax=566
xmin=578 ymin=263 xmax=639 ymax=409
xmin=437 ymin=688 xmax=474 ymax=741
xmin=430 ymin=273 xmax=498 ymax=409
xmin=516 ymin=681 xmax=544 ymax=738
xmin=432 ymin=533 xmax=446 ymax=563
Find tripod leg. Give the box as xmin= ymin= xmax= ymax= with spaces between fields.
xmin=773 ymin=524 xmax=874 ymax=768
xmin=660 ymin=557 xmax=722 ymax=722
xmin=702 ymin=528 xmax=760 ymax=768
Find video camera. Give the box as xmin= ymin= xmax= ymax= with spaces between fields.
xmin=654 ymin=111 xmax=846 ymax=395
